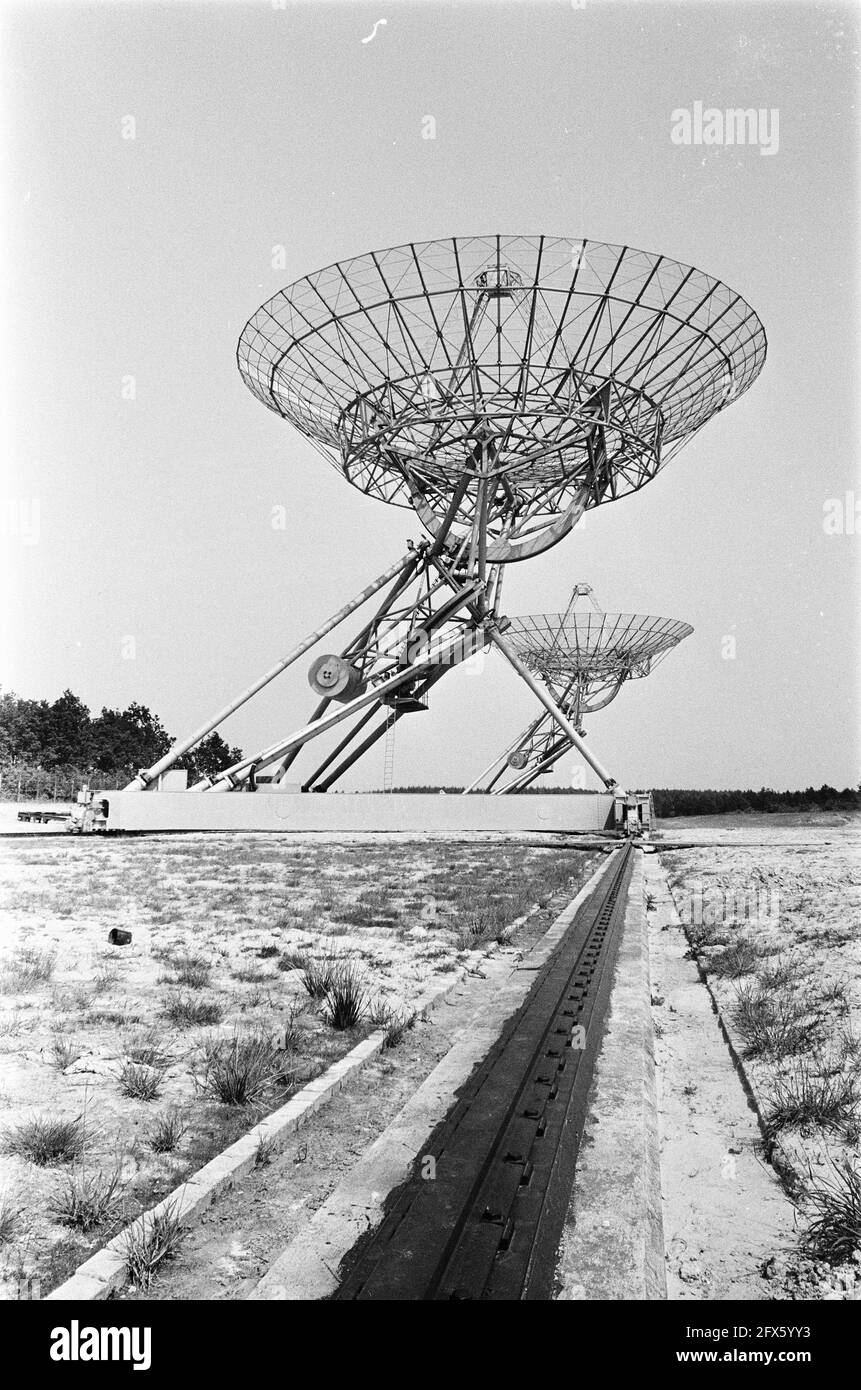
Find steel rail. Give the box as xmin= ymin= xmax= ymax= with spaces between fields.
xmin=332 ymin=843 xmax=635 ymax=1301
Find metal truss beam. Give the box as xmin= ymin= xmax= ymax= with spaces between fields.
xmin=125 ymin=549 xmax=418 ymax=791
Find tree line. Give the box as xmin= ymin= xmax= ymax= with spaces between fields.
xmin=2 ymin=688 xmax=857 ymax=814
xmin=650 ymin=785 xmax=860 ymax=817
xmin=0 ymin=688 xmax=243 ymax=799
xmin=394 ymin=783 xmax=860 ymax=814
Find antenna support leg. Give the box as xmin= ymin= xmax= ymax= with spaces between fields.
xmin=486 ymin=625 xmax=625 ymax=797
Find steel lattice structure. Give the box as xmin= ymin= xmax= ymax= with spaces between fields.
xmin=238 ymin=236 xmax=765 ymax=561
xmin=127 ymin=236 xmax=763 ymax=798
xmin=468 ymin=585 xmax=693 ymax=794
xmin=507 ymin=609 xmax=693 ymax=687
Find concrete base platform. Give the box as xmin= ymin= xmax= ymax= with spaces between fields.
xmin=96 ymin=790 xmax=616 ymax=835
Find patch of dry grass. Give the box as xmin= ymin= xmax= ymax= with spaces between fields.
xmin=801 ymin=1158 xmax=861 ymax=1264
xmin=2 ymin=1114 xmax=85 ymax=1166
xmin=0 ymin=949 xmax=56 ymax=994
xmin=51 ymin=1165 xmax=125 ymax=1232
xmin=118 ymin=1061 xmax=168 ymax=1102
xmin=321 ymin=962 xmax=368 ymax=1031
xmin=764 ymin=1058 xmax=859 ymax=1139
xmin=707 ymin=938 xmax=762 ymax=978
xmin=454 ymin=902 xmax=515 ymax=952
xmin=732 ymin=981 xmax=822 ymax=1060
xmin=50 ymin=1033 xmax=82 ymax=1071
xmin=122 ymin=1028 xmax=171 ymax=1070
xmin=161 ymin=993 xmax=222 ymax=1027
xmin=369 ymin=1002 xmax=417 ymax=1050
xmin=196 ymin=1030 xmax=293 ymax=1105
xmin=298 ymin=953 xmax=341 ymax=1000
xmin=147 ymin=1110 xmax=188 ymax=1154
xmin=122 ymin=1198 xmax=185 ymax=1291
xmin=159 ymin=953 xmax=212 ymax=989
xmin=0 ymin=1194 xmax=18 ymax=1246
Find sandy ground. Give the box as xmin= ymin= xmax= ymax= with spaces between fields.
xmin=656 ymin=810 xmax=854 ymax=845
xmin=653 ymin=811 xmax=861 ymax=1299
xmin=2 ymin=806 xmax=856 ymax=1302
xmin=646 ymin=857 xmax=797 ymax=1299
xmin=0 ymin=827 xmax=597 ymax=1296
xmin=115 ymin=877 xmax=590 ymax=1302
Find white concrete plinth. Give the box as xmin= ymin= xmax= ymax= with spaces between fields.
xmin=99 ymin=790 xmax=614 ymax=834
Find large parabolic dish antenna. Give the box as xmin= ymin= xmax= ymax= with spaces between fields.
xmin=128 ymin=237 xmax=762 ymax=802
xmin=468 ymin=585 xmax=693 ymax=794
xmin=238 ymin=235 xmax=766 ymax=560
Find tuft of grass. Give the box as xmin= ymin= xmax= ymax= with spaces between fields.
xmin=732 ymin=983 xmax=820 ymax=1060
xmin=0 ymin=948 xmax=56 ymax=994
xmin=161 ymin=953 xmax=211 ymax=989
xmin=757 ymin=958 xmax=802 ymax=991
xmin=51 ymin=1165 xmax=125 ymax=1232
xmin=51 ymin=1033 xmax=82 ymax=1072
xmin=256 ymin=945 xmax=279 ymax=959
xmin=1 ymin=1114 xmax=85 ymax=1166
xmin=369 ymin=1001 xmax=417 ymax=1050
xmin=321 ymin=962 xmax=367 ymax=1031
xmin=122 ymin=1198 xmax=185 ymax=1291
xmin=814 ymin=978 xmax=850 ymax=1016
xmin=148 ymin=1110 xmax=187 ymax=1154
xmin=197 ymin=1030 xmax=293 ymax=1106
xmin=707 ymin=938 xmax=761 ymax=978
xmin=161 ymin=993 xmax=223 ymax=1027
xmin=118 ymin=1061 xmax=167 ymax=1102
xmin=332 ymin=903 xmax=387 ymax=929
xmin=686 ymin=920 xmax=726 ymax=951
xmin=232 ymin=967 xmax=268 ymax=984
xmin=383 ymin=1010 xmax=416 ymax=1050
xmin=278 ymin=949 xmax=310 ymax=973
xmin=800 ymin=1158 xmax=861 ymax=1265
xmin=454 ymin=904 xmax=508 ymax=952
xmin=837 ymin=1026 xmax=861 ymax=1065
xmin=92 ymin=967 xmax=116 ymax=997
xmin=0 ymin=1194 xmax=18 ymax=1246
xmin=122 ymin=1029 xmax=170 ymax=1070
xmin=764 ymin=1059 xmax=859 ymax=1139
xmin=89 ymin=1009 xmax=143 ymax=1028
xmin=254 ymin=1133 xmax=277 ymax=1167
xmin=770 ymin=1144 xmax=807 ymax=1202
xmin=237 ymin=984 xmax=271 ymax=1011
xmin=299 ymin=954 xmax=339 ymax=1000
xmin=281 ymin=1007 xmax=302 ymax=1054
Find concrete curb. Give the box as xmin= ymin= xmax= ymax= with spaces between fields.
xmin=44 ymin=861 xmax=599 ymax=1301
xmin=555 ymin=851 xmax=667 ymax=1300
xmin=250 ymin=852 xmax=621 ymax=1300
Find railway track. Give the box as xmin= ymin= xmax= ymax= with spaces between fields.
xmin=332 ymin=841 xmax=636 ymax=1300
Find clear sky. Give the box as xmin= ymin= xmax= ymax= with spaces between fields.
xmin=1 ymin=0 xmax=858 ymax=793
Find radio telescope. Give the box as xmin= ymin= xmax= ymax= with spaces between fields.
xmin=127 ymin=236 xmax=764 ymax=798
xmin=467 ymin=585 xmax=693 ymax=794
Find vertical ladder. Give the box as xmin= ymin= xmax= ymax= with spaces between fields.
xmin=383 ymin=710 xmax=396 ymax=792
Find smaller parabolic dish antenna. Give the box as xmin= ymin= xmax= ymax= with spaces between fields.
xmin=467 ymin=584 xmax=692 ymax=794
xmin=505 ymin=608 xmax=694 ymax=689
